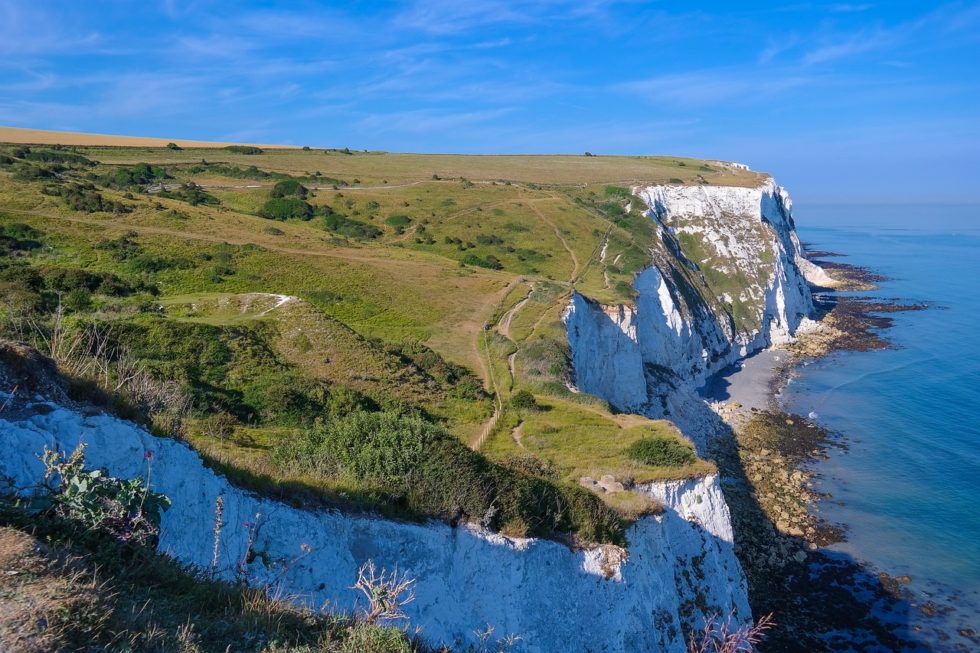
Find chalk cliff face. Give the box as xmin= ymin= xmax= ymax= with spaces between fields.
xmin=1 ymin=397 xmax=749 ymax=653
xmin=565 ymin=179 xmax=819 ymax=418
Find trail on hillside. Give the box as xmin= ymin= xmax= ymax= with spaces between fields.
xmin=498 ymin=286 xmax=532 ymax=341
xmin=527 ymin=199 xmax=579 ymax=282
xmin=467 ymin=276 xmax=525 ymax=451
xmin=511 ymin=421 xmax=525 ymax=450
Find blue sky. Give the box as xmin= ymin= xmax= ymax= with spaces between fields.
xmin=1 ymin=1 xmax=979 ymax=202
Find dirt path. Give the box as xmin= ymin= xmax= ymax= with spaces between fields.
xmin=527 ymin=199 xmax=579 ymax=282
xmin=511 ymin=421 xmax=525 ymax=450
xmin=498 ymin=286 xmax=532 ymax=341
xmin=507 ymin=350 xmax=519 ymax=384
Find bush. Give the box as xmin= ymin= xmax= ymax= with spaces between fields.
xmin=166 ymin=142 xmax=181 ymax=150
xmin=11 ymin=162 xmax=58 ymax=181
xmin=475 ymin=233 xmax=503 ymax=246
xmin=57 ymin=183 xmax=131 ymax=213
xmin=0 ymin=222 xmax=43 ymax=254
xmin=199 ymin=411 xmax=238 ymax=439
xmin=158 ymin=182 xmax=220 ymax=206
xmin=624 ymin=436 xmax=696 ymax=467
xmin=274 ymin=410 xmax=624 ymax=543
xmin=324 ymin=214 xmax=382 ymax=239
xmin=461 ymin=254 xmax=504 ymax=270
xmin=259 ymin=197 xmax=313 ymax=221
xmin=224 ymin=145 xmax=263 ymax=154
xmin=385 ymin=215 xmax=411 ymax=227
xmin=104 ymin=163 xmax=169 ymax=189
xmin=510 ymin=389 xmax=537 ymax=410
xmin=271 ymin=178 xmax=309 ymax=199
xmin=23 ymin=149 xmax=95 ymax=166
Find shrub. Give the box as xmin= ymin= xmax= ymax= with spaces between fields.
xmin=476 ymin=233 xmax=504 ymax=246
xmin=385 ymin=215 xmax=411 ymax=227
xmin=57 ymin=183 xmax=131 ymax=213
xmin=0 ymin=222 xmax=43 ymax=254
xmin=270 ymin=178 xmax=308 ymax=199
xmin=259 ymin=197 xmax=313 ymax=221
xmin=23 ymin=149 xmax=95 ymax=166
xmin=624 ymin=436 xmax=696 ymax=466
xmin=223 ymin=145 xmax=263 ymax=155
xmin=103 ymin=163 xmax=169 ymax=188
xmin=510 ymin=389 xmax=537 ymax=410
xmin=199 ymin=411 xmax=238 ymax=439
xmin=166 ymin=142 xmax=181 ymax=150
xmin=11 ymin=162 xmax=58 ymax=181
xmin=64 ymin=287 xmax=93 ymax=313
xmin=158 ymin=182 xmax=219 ymax=206
xmin=324 ymin=214 xmax=382 ymax=239
xmin=461 ymin=254 xmax=504 ymax=270
xmin=274 ymin=410 xmax=624 ymax=543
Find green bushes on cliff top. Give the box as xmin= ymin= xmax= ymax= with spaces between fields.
xmin=624 ymin=436 xmax=696 ymax=467
xmin=274 ymin=410 xmax=625 ymax=543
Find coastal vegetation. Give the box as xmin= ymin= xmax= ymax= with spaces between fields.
xmin=0 ymin=141 xmax=759 ymax=545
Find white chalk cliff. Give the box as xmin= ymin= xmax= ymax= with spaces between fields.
xmin=1 ymin=396 xmax=748 ymax=653
xmin=565 ymin=179 xmax=820 ymax=421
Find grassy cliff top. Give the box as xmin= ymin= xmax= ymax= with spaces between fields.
xmin=0 ymin=139 xmax=730 ymax=543
xmin=1 ymin=127 xmax=766 ymax=187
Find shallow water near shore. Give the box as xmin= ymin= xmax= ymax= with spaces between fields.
xmin=784 ymin=204 xmax=980 ymax=647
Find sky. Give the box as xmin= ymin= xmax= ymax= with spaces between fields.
xmin=1 ymin=1 xmax=979 ymax=203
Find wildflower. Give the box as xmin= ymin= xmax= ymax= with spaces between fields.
xmin=144 ymin=450 xmax=154 ymax=460
xmin=300 ymin=543 xmax=312 ymax=553
xmin=243 ymin=521 xmax=253 ymax=529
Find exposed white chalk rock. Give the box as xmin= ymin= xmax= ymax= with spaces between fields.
xmin=565 ymin=179 xmax=823 ymax=420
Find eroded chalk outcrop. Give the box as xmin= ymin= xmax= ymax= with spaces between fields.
xmin=565 ymin=179 xmax=821 ymax=424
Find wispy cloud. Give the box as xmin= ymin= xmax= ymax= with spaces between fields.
xmin=390 ymin=0 xmax=627 ymax=35
xmin=758 ymin=34 xmax=801 ymax=64
xmin=830 ymin=3 xmax=874 ymax=13
xmin=0 ymin=1 xmax=101 ymax=55
xmin=355 ymin=107 xmax=515 ymax=134
xmin=801 ymin=29 xmax=893 ymax=64
xmin=618 ymin=70 xmax=814 ymax=107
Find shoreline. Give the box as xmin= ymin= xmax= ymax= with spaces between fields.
xmin=701 ymin=252 xmax=973 ymax=651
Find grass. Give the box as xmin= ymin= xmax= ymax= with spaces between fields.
xmin=483 ymin=395 xmax=713 ymax=486
xmin=0 ymin=140 xmax=749 ymax=542
xmin=41 ymin=144 xmax=766 ymax=186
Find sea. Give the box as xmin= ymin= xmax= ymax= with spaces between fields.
xmin=783 ymin=203 xmax=980 ymax=650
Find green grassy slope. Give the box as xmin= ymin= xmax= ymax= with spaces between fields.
xmin=0 ymin=141 xmax=749 ymax=542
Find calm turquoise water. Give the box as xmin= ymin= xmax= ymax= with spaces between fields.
xmin=784 ymin=204 xmax=980 ymax=645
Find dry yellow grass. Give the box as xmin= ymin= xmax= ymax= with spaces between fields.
xmin=0 ymin=126 xmax=299 ymax=150
xmin=1 ymin=126 xmax=766 ymax=186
